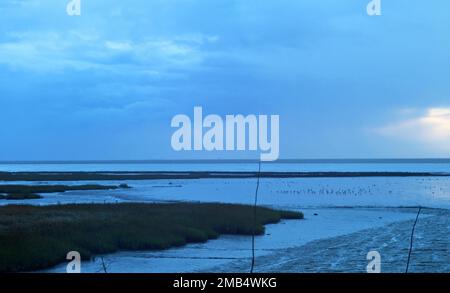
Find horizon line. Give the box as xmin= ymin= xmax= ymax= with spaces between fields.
xmin=1 ymin=158 xmax=450 ymax=164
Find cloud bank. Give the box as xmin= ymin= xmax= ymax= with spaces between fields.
xmin=375 ymin=108 xmax=450 ymax=152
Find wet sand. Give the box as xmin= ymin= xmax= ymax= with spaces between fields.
xmin=207 ymin=208 xmax=450 ymax=273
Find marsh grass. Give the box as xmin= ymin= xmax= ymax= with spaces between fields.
xmin=0 ymin=193 xmax=42 ymax=200
xmin=0 ymin=171 xmax=445 ymax=182
xmin=0 ymin=203 xmax=303 ymax=272
xmin=0 ymin=184 xmax=128 ymax=200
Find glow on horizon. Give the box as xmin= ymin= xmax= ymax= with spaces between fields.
xmin=376 ymin=107 xmax=450 ymax=151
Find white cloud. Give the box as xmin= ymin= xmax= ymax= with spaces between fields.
xmin=105 ymin=41 xmax=133 ymax=51
xmin=174 ymin=34 xmax=220 ymax=45
xmin=0 ymin=31 xmax=103 ymax=71
xmin=0 ymin=31 xmax=214 ymax=72
xmin=375 ymin=108 xmax=450 ymax=150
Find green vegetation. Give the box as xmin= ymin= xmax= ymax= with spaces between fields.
xmin=0 ymin=203 xmax=303 ymax=272
xmin=0 ymin=184 xmax=130 ymax=200
xmin=0 ymin=171 xmax=446 ymax=182
xmin=0 ymin=193 xmax=42 ymax=200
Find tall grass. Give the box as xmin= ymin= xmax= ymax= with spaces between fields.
xmin=0 ymin=203 xmax=303 ymax=272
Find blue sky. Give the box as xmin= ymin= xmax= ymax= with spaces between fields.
xmin=0 ymin=0 xmax=449 ymax=160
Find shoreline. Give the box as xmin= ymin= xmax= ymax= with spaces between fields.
xmin=0 ymin=184 xmax=129 ymax=200
xmin=43 ymin=206 xmax=428 ymax=273
xmin=1 ymin=171 xmax=448 ymax=181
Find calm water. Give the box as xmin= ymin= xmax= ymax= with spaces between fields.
xmin=2 ymin=161 xmax=450 ymax=209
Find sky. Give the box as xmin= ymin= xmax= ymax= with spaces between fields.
xmin=0 ymin=0 xmax=449 ymax=160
